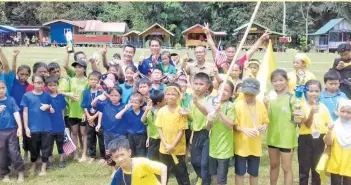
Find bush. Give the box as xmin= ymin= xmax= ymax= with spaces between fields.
xmin=174 ymin=43 xmax=182 ymax=49
xmin=298 ymin=36 xmax=311 ymax=52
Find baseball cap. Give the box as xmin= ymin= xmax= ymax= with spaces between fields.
xmin=242 ymin=78 xmax=260 ymax=95
xmin=71 ymin=59 xmax=87 ymax=69
xmin=170 ymin=53 xmax=179 ymax=57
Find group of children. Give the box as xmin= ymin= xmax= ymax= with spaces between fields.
xmin=0 ymin=34 xmax=350 ymax=185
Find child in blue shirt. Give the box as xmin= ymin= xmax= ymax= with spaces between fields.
xmin=0 ymin=80 xmax=25 ymax=183
xmin=0 ymin=48 xmax=15 ymax=96
xmin=91 ymin=85 xmax=126 ymax=176
xmin=21 ymin=74 xmax=54 ymax=176
xmin=116 ymin=92 xmax=146 ymax=157
xmin=119 ymin=65 xmax=137 ymax=105
xmin=81 ymin=71 xmax=105 ymax=164
xmin=150 ymin=67 xmax=166 ymax=94
xmin=320 ymin=70 xmax=348 ymax=121
xmin=46 ymin=76 xmax=66 ymax=168
xmin=136 ymin=78 xmax=152 ymax=108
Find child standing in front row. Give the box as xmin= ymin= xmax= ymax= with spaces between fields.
xmin=298 ymin=80 xmax=332 ymax=185
xmin=265 ymin=69 xmax=297 ymax=185
xmin=325 ymin=99 xmax=351 ymax=185
xmin=92 ymin=86 xmax=126 ymax=176
xmin=141 ymin=90 xmax=165 ymax=161
xmin=46 ymin=76 xmax=66 ymax=168
xmin=21 ymin=74 xmax=54 ymax=176
xmin=156 ymin=83 xmax=190 ymax=185
xmin=81 ymin=71 xmax=105 ymax=164
xmin=319 ymin=70 xmax=348 ymax=121
xmin=234 ymin=78 xmax=269 ymax=185
xmin=116 ymin=92 xmax=146 ymax=157
xmin=0 ymin=80 xmax=25 ymax=183
xmin=206 ymin=80 xmax=236 ymax=185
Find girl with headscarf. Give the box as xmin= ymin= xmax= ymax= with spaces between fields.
xmin=325 ymin=99 xmax=351 ymax=184
xmin=287 ymin=53 xmax=316 ymax=93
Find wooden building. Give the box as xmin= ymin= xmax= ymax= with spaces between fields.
xmin=139 ymin=23 xmax=174 ymax=48
xmin=43 ymin=19 xmax=128 ymax=45
xmin=233 ymin=22 xmax=285 ymax=51
xmin=309 ymin=18 xmax=351 ymax=52
xmin=182 ymin=24 xmax=227 ymax=48
xmin=122 ymin=30 xmax=141 ymax=47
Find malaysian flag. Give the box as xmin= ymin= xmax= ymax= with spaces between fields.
xmin=215 ymin=40 xmax=228 ymax=70
xmin=63 ymin=130 xmax=76 ymax=156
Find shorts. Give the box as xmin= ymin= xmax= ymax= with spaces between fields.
xmin=268 ymin=145 xmax=293 ymax=153
xmin=234 ymin=155 xmax=260 ymax=177
xmin=67 ymin=118 xmax=86 ymax=127
xmin=209 ymin=157 xmax=230 ymax=184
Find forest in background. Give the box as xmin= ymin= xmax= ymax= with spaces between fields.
xmin=0 ymin=2 xmax=350 ymax=45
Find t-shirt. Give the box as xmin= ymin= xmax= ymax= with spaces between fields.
xmin=287 ymin=70 xmax=316 ymax=93
xmin=81 ymin=88 xmax=102 ymax=114
xmin=125 ymin=109 xmax=146 ymax=135
xmin=332 ymin=58 xmax=351 ymax=98
xmin=207 ymin=99 xmax=235 ymax=159
xmin=234 ymin=99 xmax=269 ymax=157
xmin=20 ymin=91 xmax=52 ymax=132
xmin=150 ymin=83 xmax=166 ymax=95
xmin=119 ymin=83 xmax=134 ymax=105
xmin=111 ymin=158 xmax=163 ymax=185
xmin=267 ymin=93 xmax=298 ymax=149
xmin=145 ymin=108 xmax=159 ymax=139
xmin=96 ymin=101 xmax=127 ymax=134
xmin=50 ymin=94 xmax=66 ymax=133
xmin=157 ymin=62 xmax=177 ymax=75
xmin=138 ymin=55 xmax=175 ymax=76
xmin=68 ymin=77 xmax=88 ymax=119
xmin=0 ymin=97 xmax=19 ymax=130
xmin=155 ymin=106 xmax=188 ymax=155
xmin=299 ymin=102 xmax=333 ymax=135
xmin=58 ymin=77 xmax=70 ymax=117
xmin=189 ymin=96 xmax=209 ymax=131
xmin=185 ymin=62 xmax=217 ymax=80
xmin=319 ymin=90 xmax=348 ymax=121
xmin=0 ymin=70 xmax=15 ymax=96
xmin=10 ymin=77 xmax=28 ymax=111
xmin=326 ymin=131 xmax=351 ymax=177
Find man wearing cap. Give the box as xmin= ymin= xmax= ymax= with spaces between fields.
xmin=332 ymin=43 xmax=351 ymax=98
xmin=138 ymin=38 xmax=175 ymax=76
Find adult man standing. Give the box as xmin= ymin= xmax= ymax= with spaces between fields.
xmin=332 ymin=43 xmax=351 ymax=98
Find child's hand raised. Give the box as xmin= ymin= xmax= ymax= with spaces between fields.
xmin=139 ymin=52 xmax=145 ymax=65
xmin=311 ymin=100 xmax=319 ymax=113
xmin=192 ymin=95 xmax=199 ymax=103
xmin=97 ymin=94 xmax=106 ymax=101
xmin=13 ymin=49 xmax=20 ymax=57
xmin=0 ymin=105 xmax=6 ymax=113
xmin=179 ymin=108 xmax=189 ymax=117
xmin=100 ymin=45 xmax=107 ymax=56
xmin=146 ymin=99 xmax=153 ymax=111
xmin=125 ymin=103 xmax=132 ymax=110
xmin=327 ymin=122 xmax=334 ymax=130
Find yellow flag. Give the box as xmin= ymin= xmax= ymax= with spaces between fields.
xmin=257 ymin=39 xmax=276 ymax=102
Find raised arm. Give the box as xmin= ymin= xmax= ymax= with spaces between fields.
xmin=0 ymin=47 xmax=10 ymax=74
xmin=101 ymin=45 xmax=109 ymax=70
xmin=203 ymin=23 xmax=218 ymax=60
xmin=63 ymin=48 xmax=73 ymax=75
xmin=115 ymin=104 xmax=131 ymax=119
xmin=245 ymin=32 xmax=269 ymax=60
xmin=12 ymin=50 xmax=20 ymax=73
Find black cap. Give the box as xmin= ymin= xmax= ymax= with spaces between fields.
xmin=242 ymin=78 xmax=260 ymax=95
xmin=170 ymin=53 xmax=178 ymax=57
xmin=71 ymin=59 xmax=87 ymax=69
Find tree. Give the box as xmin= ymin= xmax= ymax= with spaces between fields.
xmin=300 ymin=2 xmax=313 ymax=46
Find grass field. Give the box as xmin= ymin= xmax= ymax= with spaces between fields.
xmin=1 ymin=46 xmax=337 ymax=185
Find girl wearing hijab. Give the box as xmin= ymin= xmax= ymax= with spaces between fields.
xmin=325 ymin=99 xmax=351 ymax=185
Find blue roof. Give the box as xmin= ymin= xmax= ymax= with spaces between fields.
xmin=0 ymin=25 xmax=17 ymax=32
xmin=309 ymin=18 xmax=344 ymax=36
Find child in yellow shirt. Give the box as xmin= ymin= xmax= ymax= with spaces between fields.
xmin=325 ymin=99 xmax=351 ymax=184
xmin=299 ymin=80 xmax=332 ymax=185
xmin=156 ymin=83 xmax=190 ymax=185
xmin=234 ymin=78 xmax=269 ymax=185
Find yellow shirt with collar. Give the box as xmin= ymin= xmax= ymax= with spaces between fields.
xmin=234 ymin=99 xmax=269 ymax=157
xmin=300 ymin=102 xmax=333 ymax=135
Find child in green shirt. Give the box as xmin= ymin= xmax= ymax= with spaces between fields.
xmin=141 ymin=90 xmax=165 ymax=161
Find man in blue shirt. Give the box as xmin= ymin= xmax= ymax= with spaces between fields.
xmin=138 ymin=38 xmax=174 ymax=76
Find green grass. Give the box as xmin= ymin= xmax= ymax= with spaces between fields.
xmin=1 ymin=46 xmax=336 ymax=185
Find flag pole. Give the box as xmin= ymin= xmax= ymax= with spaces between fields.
xmin=217 ymin=1 xmax=261 ymax=102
